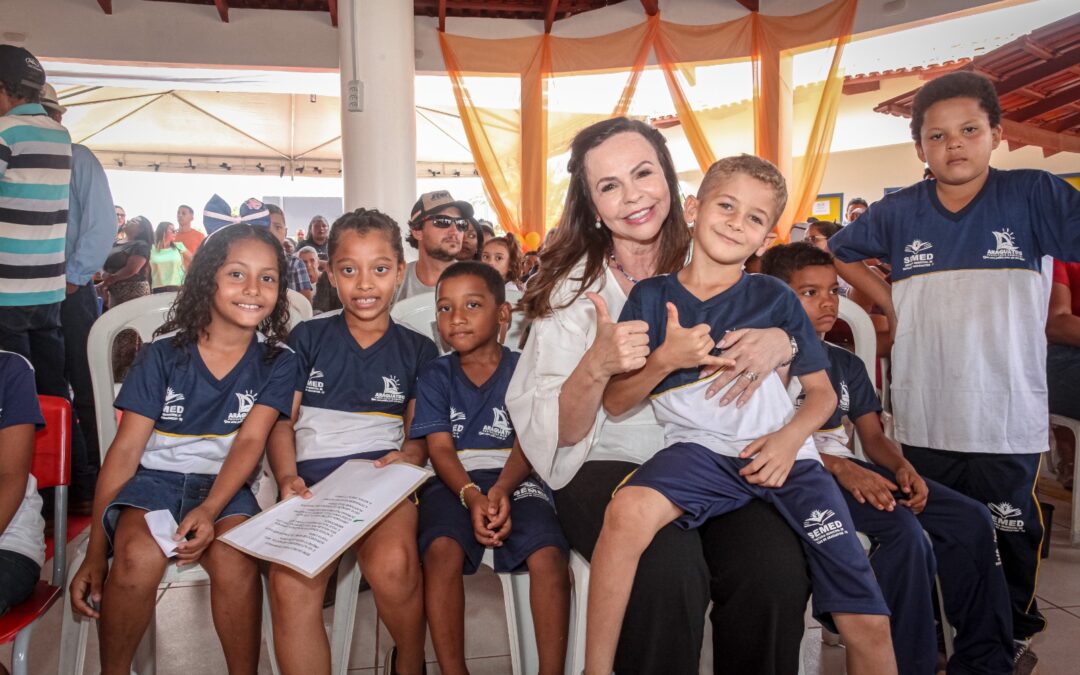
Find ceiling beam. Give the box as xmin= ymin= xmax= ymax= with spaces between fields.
xmin=438 ymin=0 xmax=447 ymax=32
xmin=1006 ymin=81 xmax=1080 ymax=122
xmin=639 ymin=0 xmax=658 ymax=16
xmin=988 ymin=47 xmax=1080 ymax=97
xmin=97 ymin=0 xmax=112 ymax=14
xmin=544 ymin=0 xmax=559 ymax=33
xmin=328 ymin=0 xmax=337 ymax=27
xmin=1044 ymin=110 xmax=1080 ymax=133
xmin=736 ymin=0 xmax=760 ymax=11
xmin=1001 ymin=118 xmax=1080 ymax=154
xmin=214 ymin=0 xmax=229 ymax=23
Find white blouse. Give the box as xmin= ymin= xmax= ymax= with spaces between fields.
xmin=506 ymin=258 xmax=664 ymax=490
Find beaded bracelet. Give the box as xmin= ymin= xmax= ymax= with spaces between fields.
xmin=459 ymin=482 xmax=481 ymax=508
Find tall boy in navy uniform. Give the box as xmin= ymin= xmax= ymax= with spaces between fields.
xmin=764 ymin=242 xmax=1014 ymax=675
xmin=411 ymin=262 xmax=570 ymax=675
xmin=587 ymin=155 xmax=896 ymax=675
xmin=828 ymin=71 xmax=1080 ymax=672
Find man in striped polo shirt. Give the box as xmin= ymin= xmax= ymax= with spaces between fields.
xmin=0 ymin=46 xmax=72 ymax=409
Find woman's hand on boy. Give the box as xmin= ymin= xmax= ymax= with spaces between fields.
xmin=70 ymin=556 xmax=107 ymax=619
xmin=738 ymin=428 xmax=801 ymax=487
xmin=835 ymin=462 xmax=898 ymax=511
xmin=703 ymin=327 xmax=791 ymax=407
xmin=278 ymin=474 xmax=312 ymax=500
xmin=894 ymin=464 xmax=929 ymax=514
xmin=485 ymin=485 xmax=513 ymax=544
xmin=656 ymin=303 xmax=735 ymax=373
xmin=174 ymin=506 xmax=215 ymax=565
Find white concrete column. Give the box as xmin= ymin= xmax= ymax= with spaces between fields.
xmin=339 ymin=0 xmax=416 ymax=234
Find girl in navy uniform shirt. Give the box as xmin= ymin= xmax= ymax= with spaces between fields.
xmin=68 ymin=223 xmax=297 ymax=674
xmin=266 ymin=209 xmax=436 ymax=675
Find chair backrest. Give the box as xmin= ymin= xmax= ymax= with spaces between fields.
xmin=503 ymin=289 xmax=529 ymax=352
xmin=836 ymin=296 xmax=878 ymax=460
xmin=287 ymin=289 xmax=313 ymax=324
xmin=33 ymin=394 xmax=71 ymax=585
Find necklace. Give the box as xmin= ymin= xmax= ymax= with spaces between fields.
xmin=608 ymin=249 xmax=640 ymax=285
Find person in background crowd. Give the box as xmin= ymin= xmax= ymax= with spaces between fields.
xmin=283 ymin=237 xmax=297 ymax=257
xmin=1047 ymin=259 xmax=1080 ymax=490
xmin=297 ymin=246 xmax=320 ymax=289
xmin=298 ymin=215 xmax=330 ymax=258
xmin=478 ymin=219 xmax=496 ymax=240
xmin=149 ymin=221 xmax=190 ymax=293
xmin=267 ymin=204 xmax=313 ymax=302
xmin=115 ymin=205 xmax=126 ymax=239
xmin=41 ymin=82 xmax=116 ymax=508
xmin=456 ymin=217 xmax=484 ymax=261
xmin=521 ymin=250 xmax=540 ymax=284
xmin=395 ymin=191 xmax=470 ymax=302
xmin=845 ymin=197 xmax=868 ymax=225
xmin=508 ymin=117 xmax=809 ymax=675
xmin=175 ymin=204 xmax=205 ymax=254
xmin=482 ymin=234 xmax=522 ymax=290
xmin=99 ymin=215 xmax=153 ymax=380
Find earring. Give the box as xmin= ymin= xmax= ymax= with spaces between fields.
xmin=595 ymin=216 xmax=602 ymax=229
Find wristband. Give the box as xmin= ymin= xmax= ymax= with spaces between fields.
xmin=780 ymin=334 xmax=798 ymax=367
xmin=459 ymin=482 xmax=481 ymax=508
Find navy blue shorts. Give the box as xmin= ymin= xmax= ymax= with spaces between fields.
xmin=296 ymin=450 xmax=390 ymax=487
xmin=417 ymin=468 xmax=568 ymax=574
xmin=625 ymin=442 xmax=889 ymax=620
xmin=104 ymin=467 xmax=260 ymax=553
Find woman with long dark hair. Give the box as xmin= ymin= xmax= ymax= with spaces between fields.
xmin=508 ymin=117 xmax=811 ymax=674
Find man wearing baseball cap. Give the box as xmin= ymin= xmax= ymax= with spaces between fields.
xmin=394 ymin=190 xmax=473 ymax=302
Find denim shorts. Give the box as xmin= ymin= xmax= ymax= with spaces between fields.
xmin=103 ymin=467 xmax=260 ymax=553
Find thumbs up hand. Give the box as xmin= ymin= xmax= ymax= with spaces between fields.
xmin=655 ymin=302 xmax=736 ymax=373
xmin=585 ymin=292 xmax=651 ymax=376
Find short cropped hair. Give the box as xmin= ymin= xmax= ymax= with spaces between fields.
xmin=266 ymin=203 xmax=284 ymax=217
xmin=438 ymin=260 xmax=506 ymax=305
xmin=760 ymin=242 xmax=834 ymax=284
xmin=911 ymin=71 xmax=1001 ymax=141
xmin=327 ymin=208 xmax=405 ymax=263
xmin=697 ymin=154 xmax=788 ymax=227
xmin=847 ymin=197 xmax=868 ymax=209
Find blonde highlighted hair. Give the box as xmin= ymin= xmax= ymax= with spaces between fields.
xmin=697 ymin=154 xmax=788 ymax=227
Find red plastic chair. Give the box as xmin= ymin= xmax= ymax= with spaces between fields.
xmin=0 ymin=395 xmax=71 ymax=675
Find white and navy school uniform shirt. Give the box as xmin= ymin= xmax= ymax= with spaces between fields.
xmin=114 ymin=333 xmax=296 ymax=475
xmin=290 ymin=312 xmax=438 ymax=463
xmin=410 ymin=347 xmax=519 ymax=472
xmin=0 ymin=351 xmax=46 ymax=567
xmin=828 ymin=168 xmax=1080 ymax=455
xmin=618 ymin=273 xmax=829 ymax=462
xmin=812 ymin=342 xmax=883 ymax=460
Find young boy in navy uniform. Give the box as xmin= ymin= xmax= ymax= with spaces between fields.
xmin=586 ymin=155 xmax=896 ymax=675
xmin=764 ymin=242 xmax=1014 ymax=675
xmin=828 ymin=71 xmax=1080 ymax=672
xmin=411 ymin=261 xmax=570 ymax=675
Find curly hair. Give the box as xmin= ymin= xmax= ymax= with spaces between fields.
xmin=439 ymin=260 xmax=507 ymax=305
xmin=760 ymin=242 xmax=834 ymax=284
xmin=698 ymin=154 xmax=788 ymax=227
xmin=911 ymin=71 xmax=1001 ymax=141
xmin=519 ymin=117 xmax=690 ymax=320
xmin=155 ymin=224 xmax=290 ymax=360
xmin=328 ymin=208 xmax=405 ymax=263
xmin=483 ymin=234 xmax=521 ymax=284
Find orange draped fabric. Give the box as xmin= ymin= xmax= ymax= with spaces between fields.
xmin=438 ymin=0 xmax=857 ymax=246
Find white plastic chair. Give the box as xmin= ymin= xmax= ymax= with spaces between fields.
xmin=1049 ymin=414 xmax=1080 ymax=546
xmin=58 ymin=291 xmax=294 ymax=674
xmin=836 ymin=297 xmax=876 ymax=461
xmin=330 ymin=545 xmax=565 ymax=675
xmin=287 ymin=288 xmax=313 ymax=324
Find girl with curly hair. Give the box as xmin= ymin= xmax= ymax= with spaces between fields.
xmin=481 ymin=233 xmax=523 ymax=290
xmin=266 ymin=209 xmax=436 ymax=675
xmin=68 ymin=224 xmax=298 ymax=674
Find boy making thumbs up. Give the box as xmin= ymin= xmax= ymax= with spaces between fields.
xmin=584 ymin=155 xmax=897 ymax=675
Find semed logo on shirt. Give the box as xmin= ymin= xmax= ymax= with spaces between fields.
xmin=479 ymin=406 xmax=513 ymax=441
xmin=372 ymin=375 xmax=406 ymax=404
xmin=450 ymin=406 xmax=466 ymax=437
xmin=839 ymin=382 xmax=850 ymax=412
xmin=306 ymin=368 xmax=325 ymax=394
xmin=803 ymin=508 xmax=849 ymax=545
xmin=983 ymin=229 xmax=1025 ymax=262
xmin=902 ymin=239 xmax=934 ymax=272
xmin=225 ymin=390 xmax=258 ymax=424
xmin=162 ymin=387 xmax=186 ymax=422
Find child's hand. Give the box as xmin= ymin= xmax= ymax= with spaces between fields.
xmin=739 ymin=429 xmax=802 ymax=487
xmin=70 ymin=555 xmax=108 ymax=619
xmin=466 ymin=491 xmax=498 ymax=546
xmin=374 ymin=450 xmax=409 ymax=467
xmin=277 ymin=474 xmax=313 ymax=500
xmin=656 ymin=303 xmax=735 ymax=373
xmin=174 ymin=506 xmax=215 ymax=565
xmin=485 ymin=485 xmax=513 ymax=545
xmin=836 ymin=462 xmax=898 ymax=511
xmin=894 ymin=464 xmax=929 ymax=514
